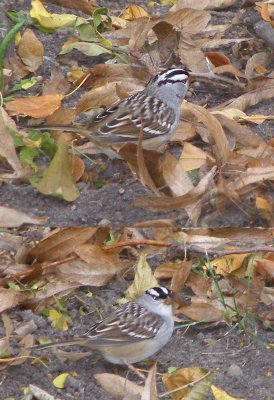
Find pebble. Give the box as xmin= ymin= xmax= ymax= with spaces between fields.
xmin=98 ymin=219 xmax=111 ymax=227
xmin=227 ymin=364 xmax=243 ymax=378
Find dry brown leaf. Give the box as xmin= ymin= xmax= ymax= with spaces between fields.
xmin=245 ymin=52 xmax=271 ymax=79
xmin=179 ymin=35 xmax=209 ymax=73
xmin=179 ymin=142 xmax=214 ymax=171
xmin=0 ymin=206 xmax=46 ymax=228
xmin=255 ymin=259 xmax=274 ymax=283
xmin=94 ymin=373 xmax=143 ymax=399
xmin=183 ymin=102 xmax=230 ymax=162
xmin=220 ymin=86 xmax=274 ymax=111
xmin=46 ymin=107 xmax=76 ymax=125
xmin=186 ymin=273 xmax=211 ymax=296
xmin=74 ymin=244 xmax=122 ymax=274
xmin=204 ymin=51 xmax=231 ymax=67
xmin=133 ymin=166 xmax=217 ymax=211
xmin=42 ymin=0 xmax=98 ymax=15
xmin=170 ymin=0 xmax=238 ymax=11
xmin=27 ymin=227 xmax=97 ymax=262
xmin=213 ymin=113 xmax=264 ymax=147
xmin=0 ymin=288 xmax=19 ymax=313
xmin=42 ymin=67 xmax=71 ymax=95
xmin=76 ymin=82 xmax=120 ymax=113
xmin=0 ymin=107 xmax=21 ymax=172
xmin=170 ymin=261 xmax=192 ymax=295
xmin=229 ymin=166 xmax=274 ymax=191
xmin=165 ymin=9 xmax=211 ymax=34
xmin=154 ymin=262 xmax=186 ymax=280
xmin=141 ymin=363 xmax=158 ymax=400
xmin=18 ymin=28 xmax=44 ymax=72
xmin=162 ymin=153 xmax=194 ymax=196
xmin=177 ymin=303 xmax=223 ymax=322
xmin=6 ymin=95 xmax=64 ymax=118
xmin=55 ymin=259 xmax=116 ymax=286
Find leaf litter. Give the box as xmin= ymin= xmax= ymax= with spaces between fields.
xmin=0 ymin=226 xmax=273 ymax=398
xmin=0 ymin=0 xmax=272 ymax=226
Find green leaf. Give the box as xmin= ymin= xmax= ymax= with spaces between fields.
xmin=93 ymin=7 xmax=112 ymax=33
xmin=9 ymin=77 xmax=38 ymax=94
xmin=19 ymin=147 xmax=39 ymax=172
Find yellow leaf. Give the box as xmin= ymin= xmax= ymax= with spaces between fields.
xmin=207 ymin=254 xmax=249 ymax=276
xmin=122 ymin=5 xmax=149 ymax=20
xmin=52 ymin=372 xmax=69 ymax=389
xmin=37 ymin=138 xmax=80 ymax=202
xmin=30 ymin=0 xmax=79 ymax=30
xmin=211 ymin=384 xmax=245 ymax=400
xmin=256 ymin=196 xmax=273 ymax=221
xmin=124 ymin=253 xmax=158 ymax=301
xmin=163 ymin=367 xmax=212 ymax=400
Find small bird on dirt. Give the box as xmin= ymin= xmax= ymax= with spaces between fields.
xmin=32 ymin=68 xmax=189 ymax=158
xmin=32 ymin=287 xmax=174 ymax=365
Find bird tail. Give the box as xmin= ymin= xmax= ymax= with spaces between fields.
xmin=30 ymin=338 xmax=86 ymax=351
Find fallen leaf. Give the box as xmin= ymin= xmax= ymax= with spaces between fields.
xmin=0 ymin=107 xmax=21 ymax=172
xmin=133 ymin=166 xmax=217 ymax=211
xmin=171 ymin=0 xmax=239 ymax=11
xmin=0 ymin=288 xmax=19 ymax=313
xmin=122 ymin=6 xmax=149 ymax=20
xmin=177 ymin=303 xmax=223 ymax=322
xmin=37 ymin=138 xmax=80 ymax=201
xmin=94 ymin=373 xmax=143 ymax=399
xmin=52 ymin=372 xmax=69 ymax=389
xmin=30 ymin=0 xmax=79 ymax=30
xmin=179 ymin=142 xmax=214 ymax=171
xmin=162 ymin=367 xmax=212 ymax=400
xmin=0 ymin=206 xmax=46 ymax=228
xmin=18 ymin=28 xmax=44 ymax=72
xmin=27 ymin=227 xmax=97 ymax=262
xmin=6 ymin=95 xmax=64 ymax=118
xmin=211 ymin=384 xmax=245 ymax=400
xmin=141 ymin=363 xmax=158 ymax=400
xmin=124 ymin=253 xmax=158 ymax=301
xmin=163 ymin=152 xmax=194 ymax=196
xmin=183 ymin=102 xmax=230 ymax=162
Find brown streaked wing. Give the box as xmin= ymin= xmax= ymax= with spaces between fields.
xmin=84 ymin=302 xmax=164 ymax=345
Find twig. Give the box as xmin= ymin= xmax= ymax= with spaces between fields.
xmin=184 ymin=245 xmax=274 ymax=257
xmin=190 ymin=71 xmax=245 ymax=89
xmin=103 ymin=239 xmax=170 ymax=252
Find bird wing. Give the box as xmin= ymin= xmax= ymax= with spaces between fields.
xmin=90 ymin=92 xmax=175 ymax=142
xmin=84 ymin=302 xmax=164 ymax=345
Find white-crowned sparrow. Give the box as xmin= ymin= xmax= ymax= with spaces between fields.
xmin=35 ymin=68 xmax=189 ymax=158
xmin=33 ymin=287 xmax=174 ymax=365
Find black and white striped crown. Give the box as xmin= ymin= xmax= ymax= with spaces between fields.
xmin=148 ymin=68 xmax=189 ymax=87
xmin=146 ymin=286 xmax=173 ymax=300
